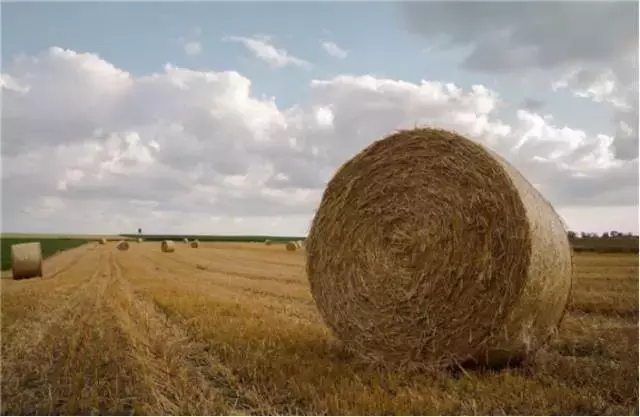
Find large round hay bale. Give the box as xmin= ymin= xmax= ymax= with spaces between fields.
xmin=137 ymin=238 xmax=143 ymax=243
xmin=183 ymin=238 xmax=189 ymax=244
xmin=285 ymin=242 xmax=297 ymax=252
xmin=116 ymin=240 xmax=130 ymax=251
xmin=190 ymin=240 xmax=199 ymax=248
xmin=99 ymin=238 xmax=107 ymax=245
xmin=306 ymin=127 xmax=573 ymax=369
xmin=11 ymin=242 xmax=43 ymax=280
xmin=161 ymin=240 xmax=176 ymax=253
xmin=265 ymin=239 xmax=272 ymax=246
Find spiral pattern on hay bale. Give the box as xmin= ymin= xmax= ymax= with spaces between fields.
xmin=161 ymin=240 xmax=176 ymax=253
xmin=116 ymin=241 xmax=130 ymax=251
xmin=306 ymin=127 xmax=573 ymax=369
xmin=285 ymin=242 xmax=297 ymax=252
xmin=11 ymin=242 xmax=43 ymax=280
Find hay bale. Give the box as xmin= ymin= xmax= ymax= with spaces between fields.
xmin=183 ymin=238 xmax=189 ymax=244
xmin=137 ymin=238 xmax=143 ymax=243
xmin=285 ymin=242 xmax=297 ymax=252
xmin=161 ymin=240 xmax=176 ymax=253
xmin=116 ymin=240 xmax=130 ymax=251
xmin=99 ymin=238 xmax=107 ymax=245
xmin=11 ymin=242 xmax=43 ymax=280
xmin=306 ymin=127 xmax=573 ymax=369
xmin=265 ymin=239 xmax=272 ymax=246
xmin=190 ymin=240 xmax=199 ymax=248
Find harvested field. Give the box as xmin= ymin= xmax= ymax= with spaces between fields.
xmin=0 ymin=242 xmax=637 ymax=415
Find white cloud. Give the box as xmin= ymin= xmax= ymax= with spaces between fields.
xmin=402 ymin=1 xmax=638 ymax=161
xmin=224 ymin=35 xmax=311 ymax=69
xmin=1 ymin=47 xmax=637 ymax=235
xmin=183 ymin=41 xmax=202 ymax=56
xmin=321 ymin=41 xmax=348 ymax=59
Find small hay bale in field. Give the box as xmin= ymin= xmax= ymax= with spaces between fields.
xmin=306 ymin=127 xmax=573 ymax=370
xmin=137 ymin=238 xmax=143 ymax=243
xmin=161 ymin=240 xmax=176 ymax=253
xmin=265 ymin=239 xmax=272 ymax=246
xmin=285 ymin=241 xmax=297 ymax=252
xmin=116 ymin=240 xmax=130 ymax=251
xmin=183 ymin=238 xmax=189 ymax=244
xmin=99 ymin=238 xmax=107 ymax=245
xmin=11 ymin=242 xmax=43 ymax=280
xmin=190 ymin=240 xmax=199 ymax=248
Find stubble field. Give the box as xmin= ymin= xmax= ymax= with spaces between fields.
xmin=1 ymin=241 xmax=638 ymax=415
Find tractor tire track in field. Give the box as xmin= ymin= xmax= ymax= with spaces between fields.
xmin=132 ymin=250 xmax=319 ymax=326
xmin=143 ymin=250 xmax=312 ymax=305
xmin=194 ymin=245 xmax=306 ymax=269
xmin=1 ymin=250 xmax=120 ymax=415
xmin=167 ymin=248 xmax=308 ymax=287
xmin=1 ymin=248 xmax=105 ymax=347
xmin=41 ymin=243 xmax=98 ymax=280
xmin=109 ymin=250 xmax=262 ymax=414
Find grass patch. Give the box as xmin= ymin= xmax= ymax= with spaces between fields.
xmin=0 ymin=238 xmax=90 ymax=271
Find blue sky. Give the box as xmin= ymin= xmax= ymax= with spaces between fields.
xmin=2 ymin=1 xmax=611 ymax=131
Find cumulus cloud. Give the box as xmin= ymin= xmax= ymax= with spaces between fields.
xmin=321 ymin=41 xmax=348 ymax=59
xmin=1 ymin=47 xmax=637 ymax=235
xmin=224 ymin=35 xmax=311 ymax=69
xmin=402 ymin=1 xmax=639 ymax=161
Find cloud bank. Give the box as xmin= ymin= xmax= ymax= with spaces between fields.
xmin=1 ymin=47 xmax=637 ymax=235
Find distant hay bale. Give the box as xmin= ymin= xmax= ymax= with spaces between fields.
xmin=190 ymin=240 xmax=199 ymax=248
xmin=285 ymin=242 xmax=297 ymax=252
xmin=183 ymin=238 xmax=189 ymax=244
xmin=11 ymin=242 xmax=43 ymax=280
xmin=116 ymin=240 xmax=130 ymax=251
xmin=137 ymin=238 xmax=143 ymax=243
xmin=161 ymin=240 xmax=176 ymax=253
xmin=306 ymin=127 xmax=573 ymax=370
xmin=99 ymin=238 xmax=107 ymax=245
xmin=265 ymin=239 xmax=272 ymax=246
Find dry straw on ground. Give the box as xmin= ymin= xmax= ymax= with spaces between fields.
xmin=116 ymin=241 xmax=130 ymax=251
xmin=10 ymin=242 xmax=43 ymax=280
xmin=285 ymin=242 xmax=297 ymax=252
xmin=306 ymin=127 xmax=574 ymax=370
xmin=190 ymin=240 xmax=199 ymax=248
xmin=161 ymin=240 xmax=176 ymax=253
